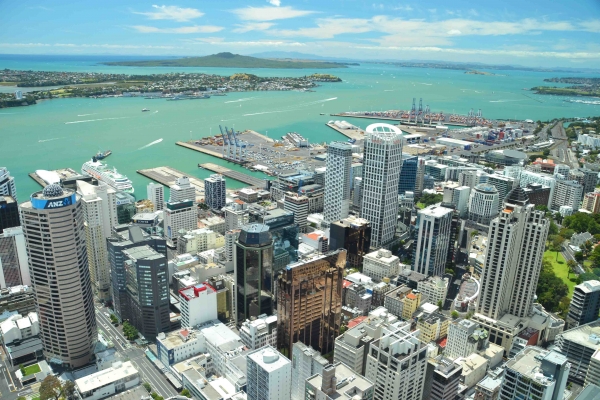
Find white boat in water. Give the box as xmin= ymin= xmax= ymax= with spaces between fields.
xmin=81 ymin=159 xmax=134 ymax=194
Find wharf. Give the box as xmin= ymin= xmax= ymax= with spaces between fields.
xmin=325 ymin=123 xmax=365 ymax=141
xmin=29 ymin=168 xmax=80 ymax=187
xmin=137 ymin=166 xmax=205 ymax=198
xmin=330 ymin=113 xmax=470 ymax=127
xmin=199 ymin=163 xmax=268 ymax=188
xmin=176 ymin=141 xmax=224 ymax=159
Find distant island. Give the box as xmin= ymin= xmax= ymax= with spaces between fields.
xmin=465 ymin=70 xmax=496 ymax=76
xmin=103 ymin=52 xmax=350 ymax=69
xmin=370 ymin=60 xmax=581 ymax=73
xmin=532 ymin=77 xmax=600 ymax=97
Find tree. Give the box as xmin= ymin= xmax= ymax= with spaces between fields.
xmin=39 ymin=375 xmax=63 ymax=400
xmin=122 ymin=321 xmax=139 ymax=341
xmin=17 ymin=397 xmax=26 ymax=400
xmin=181 ymin=389 xmax=192 ymax=398
xmin=579 ymin=272 xmax=597 ymax=283
xmin=63 ymin=380 xmax=76 ymax=400
xmin=19 ymin=364 xmax=25 ymax=376
xmin=552 ymin=236 xmax=565 ymax=260
xmin=536 ymin=260 xmax=569 ymax=312
xmin=143 ymin=382 xmax=152 ymax=393
xmin=419 ymin=193 xmax=443 ymax=208
xmin=437 ymin=300 xmax=443 ymax=309
xmin=451 ymin=310 xmax=459 ymax=319
xmin=575 ymin=251 xmax=584 ymax=263
xmin=567 ymin=260 xmax=578 ymax=278
xmin=465 ymin=311 xmax=474 ymax=320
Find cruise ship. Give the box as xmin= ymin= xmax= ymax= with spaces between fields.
xmin=81 ymin=158 xmax=134 ymax=194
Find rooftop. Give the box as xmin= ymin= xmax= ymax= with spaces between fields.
xmin=559 ymin=319 xmax=600 ymax=348
xmin=75 ymin=361 xmax=138 ymax=393
xmin=306 ymin=362 xmax=373 ymax=397
xmin=505 ymin=347 xmax=564 ymax=386
xmin=247 ymin=346 xmax=290 ymax=372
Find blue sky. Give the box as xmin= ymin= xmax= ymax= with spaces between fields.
xmin=1 ymin=0 xmax=600 ymax=67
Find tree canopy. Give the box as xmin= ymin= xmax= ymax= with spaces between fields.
xmin=563 ymin=212 xmax=600 ymax=235
xmin=39 ymin=375 xmax=62 ymax=400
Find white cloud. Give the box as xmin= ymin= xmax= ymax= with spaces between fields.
xmin=394 ymin=5 xmax=414 ymax=11
xmin=191 ymin=39 xmax=305 ymax=47
xmin=447 ymin=29 xmax=461 ymax=35
xmin=268 ymin=0 xmax=281 ymax=6
xmin=131 ymin=25 xmax=223 ymax=34
xmin=0 ymin=42 xmax=178 ymax=49
xmin=233 ymin=22 xmax=275 ymax=33
xmin=134 ymin=5 xmax=204 ymax=22
xmin=231 ymin=6 xmax=315 ymax=21
xmin=271 ymin=18 xmax=372 ymax=39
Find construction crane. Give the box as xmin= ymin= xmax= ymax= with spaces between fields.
xmin=219 ymin=125 xmax=230 ymax=159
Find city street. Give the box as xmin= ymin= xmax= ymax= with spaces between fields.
xmin=562 ymin=244 xmax=586 ymax=275
xmin=94 ymin=306 xmax=179 ymax=398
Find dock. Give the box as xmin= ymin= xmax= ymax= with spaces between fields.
xmin=200 ymin=163 xmax=269 ymax=189
xmin=137 ymin=167 xmax=205 ymax=198
xmin=176 ymin=141 xmax=224 ymax=159
xmin=325 ymin=123 xmax=365 ymax=141
xmin=29 ymin=168 xmax=81 ymax=187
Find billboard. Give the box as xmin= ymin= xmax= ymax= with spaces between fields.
xmin=31 ymin=193 xmax=77 ymax=210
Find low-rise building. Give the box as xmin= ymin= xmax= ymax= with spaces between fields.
xmin=556 ymin=319 xmax=600 ymax=385
xmin=75 ymin=361 xmax=140 ymax=400
xmin=239 ymin=314 xmax=277 ymax=350
xmin=362 ymin=249 xmax=400 ymax=282
xmin=456 ymin=353 xmax=488 ymax=389
xmin=384 ymin=286 xmax=422 ymax=320
xmin=291 ymin=342 xmax=328 ymax=400
xmin=417 ymin=276 xmax=449 ymax=306
xmin=157 ymin=329 xmax=205 ymax=366
xmin=179 ymin=283 xmax=218 ymax=328
xmin=305 ymin=362 xmax=374 ymax=400
xmin=417 ymin=312 xmax=448 ymax=343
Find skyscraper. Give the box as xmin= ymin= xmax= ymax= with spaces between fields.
xmin=476 ymin=187 xmax=549 ymax=320
xmin=323 ymin=142 xmax=353 ymax=224
xmin=0 ymin=195 xmax=20 ymax=233
xmin=361 ymin=123 xmax=403 ymax=247
xmin=276 ymin=250 xmax=345 ymax=357
xmin=77 ymin=181 xmax=117 ymax=301
xmin=413 ymin=204 xmax=454 ymax=277
xmin=19 ymin=184 xmax=96 ymax=368
xmin=169 ymin=176 xmax=196 ymax=203
xmin=146 ymin=182 xmax=164 ymax=212
xmin=0 ymin=167 xmax=17 ymax=202
xmin=246 ymin=346 xmax=292 ymax=400
xmin=284 ymin=192 xmax=309 ymax=233
xmin=164 ymin=200 xmax=197 ymax=247
xmin=204 ymin=174 xmax=226 ymax=210
xmin=329 ymin=216 xmax=371 ymax=269
xmin=399 ymin=153 xmax=418 ymax=195
xmin=468 ymin=184 xmax=500 ymax=225
xmin=235 ymin=224 xmax=274 ymax=326
xmin=0 ymin=226 xmax=30 ymax=288
xmin=567 ymin=280 xmax=600 ymax=328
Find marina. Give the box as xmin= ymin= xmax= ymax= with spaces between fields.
xmin=199 ymin=163 xmax=269 ymax=188
xmin=137 ymin=166 xmax=205 ymax=198
xmin=29 ymin=168 xmax=80 ymax=187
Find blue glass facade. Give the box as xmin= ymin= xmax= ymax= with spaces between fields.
xmin=399 ymin=154 xmax=418 ymax=194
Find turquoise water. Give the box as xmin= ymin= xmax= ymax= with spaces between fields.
xmin=1 ymin=55 xmax=599 ymax=198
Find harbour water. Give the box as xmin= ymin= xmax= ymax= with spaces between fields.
xmin=1 ymin=54 xmax=599 ymax=197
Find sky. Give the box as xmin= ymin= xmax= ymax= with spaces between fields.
xmin=1 ymin=0 xmax=600 ymax=68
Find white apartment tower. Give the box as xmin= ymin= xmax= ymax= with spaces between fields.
xmin=169 ymin=176 xmax=196 ymax=202
xmin=246 ymin=346 xmax=292 ymax=400
xmin=164 ymin=200 xmax=197 ymax=247
xmin=551 ymin=178 xmax=583 ymax=212
xmin=468 ymin=184 xmax=500 ymax=225
xmin=291 ymin=341 xmax=328 ymax=400
xmin=19 ymin=184 xmax=97 ymax=369
xmin=487 ymin=174 xmax=517 ymax=210
xmin=223 ymin=202 xmax=249 ymax=231
xmin=361 ymin=124 xmax=403 ymax=247
xmin=363 ymin=249 xmax=400 ymax=282
xmin=179 ymin=283 xmax=218 ymax=328
xmin=477 ymin=187 xmax=549 ymax=320
xmin=204 ymin=174 xmax=226 ymax=210
xmin=146 ymin=182 xmax=164 ymax=212
xmin=0 ymin=167 xmax=17 ymax=202
xmin=458 ymin=170 xmax=488 ymax=189
xmin=240 ymin=314 xmax=278 ymax=350
xmin=413 ymin=205 xmax=454 ymax=277
xmin=445 ymin=319 xmax=487 ymax=359
xmin=284 ymin=192 xmax=309 ymax=233
xmin=323 ymin=142 xmax=353 ymax=224
xmin=365 ymin=328 xmax=427 ymax=400
xmin=77 ymin=181 xmax=118 ymax=301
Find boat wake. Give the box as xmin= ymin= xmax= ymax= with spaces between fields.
xmin=77 ymin=113 xmax=97 ymax=117
xmin=39 ymin=137 xmax=65 ymax=143
xmin=243 ymin=110 xmax=289 ymax=117
xmin=384 ymin=89 xmax=394 ymax=92
xmin=138 ymin=138 xmax=163 ymax=150
xmin=65 ymin=117 xmax=128 ymax=124
xmin=225 ymin=97 xmax=257 ymax=104
xmin=243 ymin=97 xmax=338 ymax=117
xmin=565 ymin=99 xmax=600 ymax=105
xmin=489 ymin=100 xmax=521 ymax=103
xmin=419 ymin=83 xmax=433 ymax=86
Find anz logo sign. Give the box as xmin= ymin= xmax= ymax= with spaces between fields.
xmin=31 ymin=194 xmax=77 ymax=210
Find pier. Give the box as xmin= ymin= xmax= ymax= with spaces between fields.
xmin=137 ymin=167 xmax=205 ymax=198
xmin=176 ymin=141 xmax=224 ymax=159
xmin=29 ymin=168 xmax=80 ymax=187
xmin=199 ymin=163 xmax=269 ymax=188
xmin=325 ymin=123 xmax=365 ymax=141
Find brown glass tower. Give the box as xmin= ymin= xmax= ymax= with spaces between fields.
xmin=276 ymin=250 xmax=345 ymax=357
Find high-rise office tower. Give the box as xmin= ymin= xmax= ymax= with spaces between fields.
xmin=204 ymin=174 xmax=226 ymax=210
xmin=169 ymin=176 xmax=196 ymax=202
xmin=276 ymin=250 xmax=344 ymax=357
xmin=567 ymin=280 xmax=600 ymax=329
xmin=554 ymin=164 xmax=570 ymax=177
xmin=146 ymin=182 xmax=164 ymax=212
xmin=365 ymin=328 xmax=427 ymax=400
xmin=329 ymin=216 xmax=371 ymax=268
xmin=476 ymin=187 xmax=549 ymax=320
xmin=468 ymin=184 xmax=500 ymax=225
xmin=164 ymin=200 xmax=197 ymax=247
xmin=413 ymin=204 xmax=454 ymax=277
xmin=0 ymin=227 xmax=30 ymax=288
xmin=423 ymin=356 xmax=462 ymax=400
xmin=574 ymin=168 xmax=598 ymax=197
xmin=246 ymin=346 xmax=292 ymax=400
xmin=445 ymin=319 xmax=489 ymax=359
xmin=361 ymin=124 xmax=403 ymax=247
xmin=19 ymin=184 xmax=96 ymax=368
xmin=444 ymin=185 xmax=470 ymax=218
xmin=414 ymin=157 xmax=426 ymax=198
xmin=284 ymin=192 xmax=309 ymax=233
xmin=123 ymin=245 xmax=169 ymax=340
xmin=399 ymin=153 xmax=418 ymax=195
xmin=223 ymin=201 xmax=249 ymax=231
xmin=107 ymin=225 xmax=167 ymax=322
xmin=290 ymin=341 xmax=328 ymax=400
xmin=500 ymin=347 xmax=569 ymax=400
xmin=77 ymin=181 xmax=117 ymax=301
xmin=0 ymin=167 xmax=17 ymax=202
xmin=235 ymin=224 xmax=274 ymax=326
xmin=323 ymin=142 xmax=353 ymax=224
xmin=352 ymin=177 xmax=362 ymax=210
xmin=0 ymin=195 xmax=20 ymax=233
xmin=551 ymin=178 xmax=583 ymax=212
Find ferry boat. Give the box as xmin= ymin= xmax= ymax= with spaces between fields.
xmin=142 ymin=108 xmax=150 ymax=112
xmin=82 ymin=158 xmax=134 ymax=194
xmin=95 ymin=150 xmax=112 ymax=160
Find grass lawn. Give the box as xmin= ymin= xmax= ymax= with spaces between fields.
xmin=32 ymin=396 xmax=40 ymax=400
xmin=543 ymin=250 xmax=577 ymax=295
xmin=23 ymin=364 xmax=41 ymax=376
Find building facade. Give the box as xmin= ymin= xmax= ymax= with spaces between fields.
xmin=246 ymin=346 xmax=292 ymax=400
xmin=363 ymin=249 xmax=400 ymax=282
xmin=204 ymin=174 xmax=226 ymax=210
xmin=468 ymin=184 xmax=500 ymax=225
xmin=164 ymin=200 xmax=197 ymax=247
xmin=0 ymin=167 xmax=17 ymax=203
xmin=329 ymin=216 xmax=371 ymax=268
xmin=169 ymin=176 xmax=196 ymax=202
xmin=179 ymin=283 xmax=218 ymax=328
xmin=146 ymin=182 xmax=164 ymax=212
xmin=323 ymin=142 xmax=353 ymax=224
xmin=0 ymin=227 xmax=30 ymax=288
xmin=413 ymin=205 xmax=453 ymax=277
xmin=567 ymin=280 xmax=600 ymax=329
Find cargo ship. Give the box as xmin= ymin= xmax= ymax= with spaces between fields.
xmin=82 ymin=158 xmax=134 ymax=194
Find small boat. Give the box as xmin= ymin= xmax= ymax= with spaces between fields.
xmin=320 ymin=113 xmax=325 ymax=115
xmin=142 ymin=108 xmax=150 ymax=112
xmin=95 ymin=150 xmax=112 ymax=160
